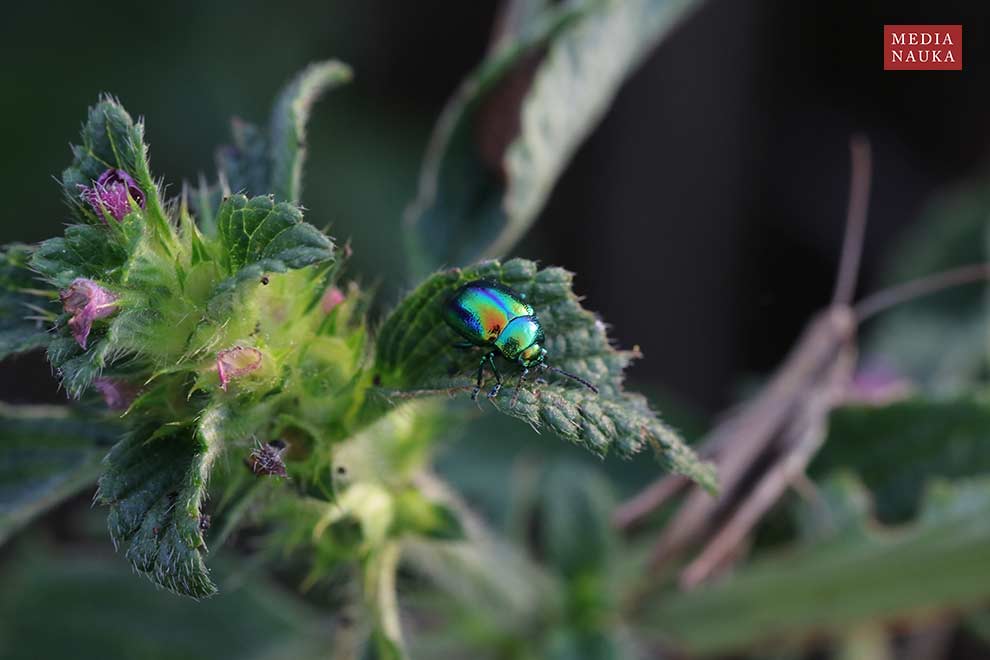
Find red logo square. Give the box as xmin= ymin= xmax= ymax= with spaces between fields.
xmin=884 ymin=25 xmax=962 ymax=71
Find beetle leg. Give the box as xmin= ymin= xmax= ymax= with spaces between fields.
xmin=486 ymin=353 xmax=503 ymax=399
xmin=452 ymin=341 xmax=475 ymax=350
xmin=472 ymin=354 xmax=488 ymax=400
xmin=510 ymin=367 xmax=530 ymax=408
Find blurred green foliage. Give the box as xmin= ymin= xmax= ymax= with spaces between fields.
xmin=3 ymin=0 xmax=990 ymax=658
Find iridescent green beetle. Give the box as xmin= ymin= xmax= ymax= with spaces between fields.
xmin=443 ymin=279 xmax=598 ymax=400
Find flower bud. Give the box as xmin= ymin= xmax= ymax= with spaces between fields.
xmin=321 ymin=286 xmax=345 ymax=314
xmin=93 ymin=378 xmax=138 ymax=410
xmin=80 ymin=168 xmax=146 ymax=222
xmin=247 ymin=439 xmax=288 ymax=477
xmin=216 ymin=346 xmax=263 ymax=391
xmin=59 ymin=278 xmax=118 ymax=349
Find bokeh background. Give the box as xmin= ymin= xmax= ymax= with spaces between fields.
xmin=2 ymin=0 xmax=989 ymax=409
xmin=3 ymin=1 xmax=990 ymax=658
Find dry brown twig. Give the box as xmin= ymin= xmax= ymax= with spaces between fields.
xmin=615 ymin=136 xmax=990 ymax=590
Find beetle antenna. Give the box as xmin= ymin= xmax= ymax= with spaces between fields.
xmin=544 ymin=364 xmax=599 ymax=394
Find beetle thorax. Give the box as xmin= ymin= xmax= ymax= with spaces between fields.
xmin=495 ymin=315 xmax=544 ymax=363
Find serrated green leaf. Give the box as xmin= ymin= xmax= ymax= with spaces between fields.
xmin=270 ymin=60 xmax=352 ymax=204
xmin=96 ymin=414 xmax=224 ymax=598
xmin=405 ymin=0 xmax=703 ymax=274
xmin=373 ymin=258 xmax=714 ymax=490
xmin=644 ymin=474 xmax=990 ymax=655
xmin=0 ymin=404 xmax=122 ymax=544
xmin=813 ymin=396 xmax=990 ymax=523
xmin=31 ymin=224 xmax=129 ymax=289
xmin=209 ymin=194 xmax=334 ymax=317
xmin=0 ymin=244 xmax=54 ymax=359
xmin=216 ymin=194 xmax=334 ymax=274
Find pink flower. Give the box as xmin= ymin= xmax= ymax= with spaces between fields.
xmin=217 ymin=346 xmax=263 ymax=391
xmin=93 ymin=378 xmax=138 ymax=410
xmin=845 ymin=360 xmax=913 ymax=405
xmin=79 ymin=168 xmax=146 ymax=222
xmin=321 ymin=286 xmax=345 ymax=313
xmin=59 ymin=278 xmax=118 ymax=349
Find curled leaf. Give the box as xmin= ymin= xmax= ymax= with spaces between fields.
xmin=405 ymin=0 xmax=705 ymax=274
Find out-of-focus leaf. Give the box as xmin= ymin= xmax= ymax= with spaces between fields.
xmin=0 ymin=244 xmax=54 ymax=359
xmin=538 ymin=462 xmax=623 ymax=658
xmin=0 ymin=404 xmax=121 ymax=544
xmin=540 ymin=461 xmax=616 ymax=578
xmin=814 ymin=397 xmax=990 ymax=523
xmin=363 ymin=542 xmax=407 ymax=660
xmin=209 ymin=60 xmax=351 ymax=216
xmin=373 ymin=258 xmax=715 ymax=491
xmin=0 ymin=552 xmax=331 ymax=660
xmin=392 ymin=487 xmax=464 ymax=541
xmin=95 ymin=407 xmax=228 ymax=598
xmin=405 ymin=0 xmax=704 ymax=274
xmin=404 ymin=522 xmax=563 ymax=650
xmin=643 ymin=474 xmax=990 ymax=655
xmin=865 ymin=179 xmax=990 ymax=393
xmin=270 ymin=60 xmax=352 ymax=204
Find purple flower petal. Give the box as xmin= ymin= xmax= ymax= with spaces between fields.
xmin=59 ymin=278 xmax=119 ymax=349
xmin=844 ymin=360 xmax=914 ymax=405
xmin=217 ymin=346 xmax=263 ymax=391
xmin=321 ymin=286 xmax=345 ymax=313
xmin=93 ymin=378 xmax=138 ymax=410
xmin=79 ymin=168 xmax=146 ymax=222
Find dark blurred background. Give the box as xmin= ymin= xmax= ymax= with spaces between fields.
xmin=2 ymin=0 xmax=989 ymax=413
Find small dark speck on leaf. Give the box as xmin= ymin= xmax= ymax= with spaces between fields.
xmin=373 ymin=374 xmax=382 ymax=386
xmin=260 ymin=276 xmax=270 ymax=285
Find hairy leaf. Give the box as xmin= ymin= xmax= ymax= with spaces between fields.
xmin=405 ymin=0 xmax=704 ymax=274
xmin=270 ymin=60 xmax=352 ymax=204
xmin=216 ymin=194 xmax=334 ymax=276
xmin=814 ymin=397 xmax=990 ymax=523
xmin=0 ymin=244 xmax=54 ymax=359
xmin=96 ymin=411 xmax=225 ymax=598
xmin=644 ymin=474 xmax=990 ymax=654
xmin=373 ymin=258 xmax=714 ymax=490
xmin=209 ymin=194 xmax=334 ymax=317
xmin=31 ymin=224 xmax=128 ymax=289
xmin=0 ymin=404 xmax=121 ymax=544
